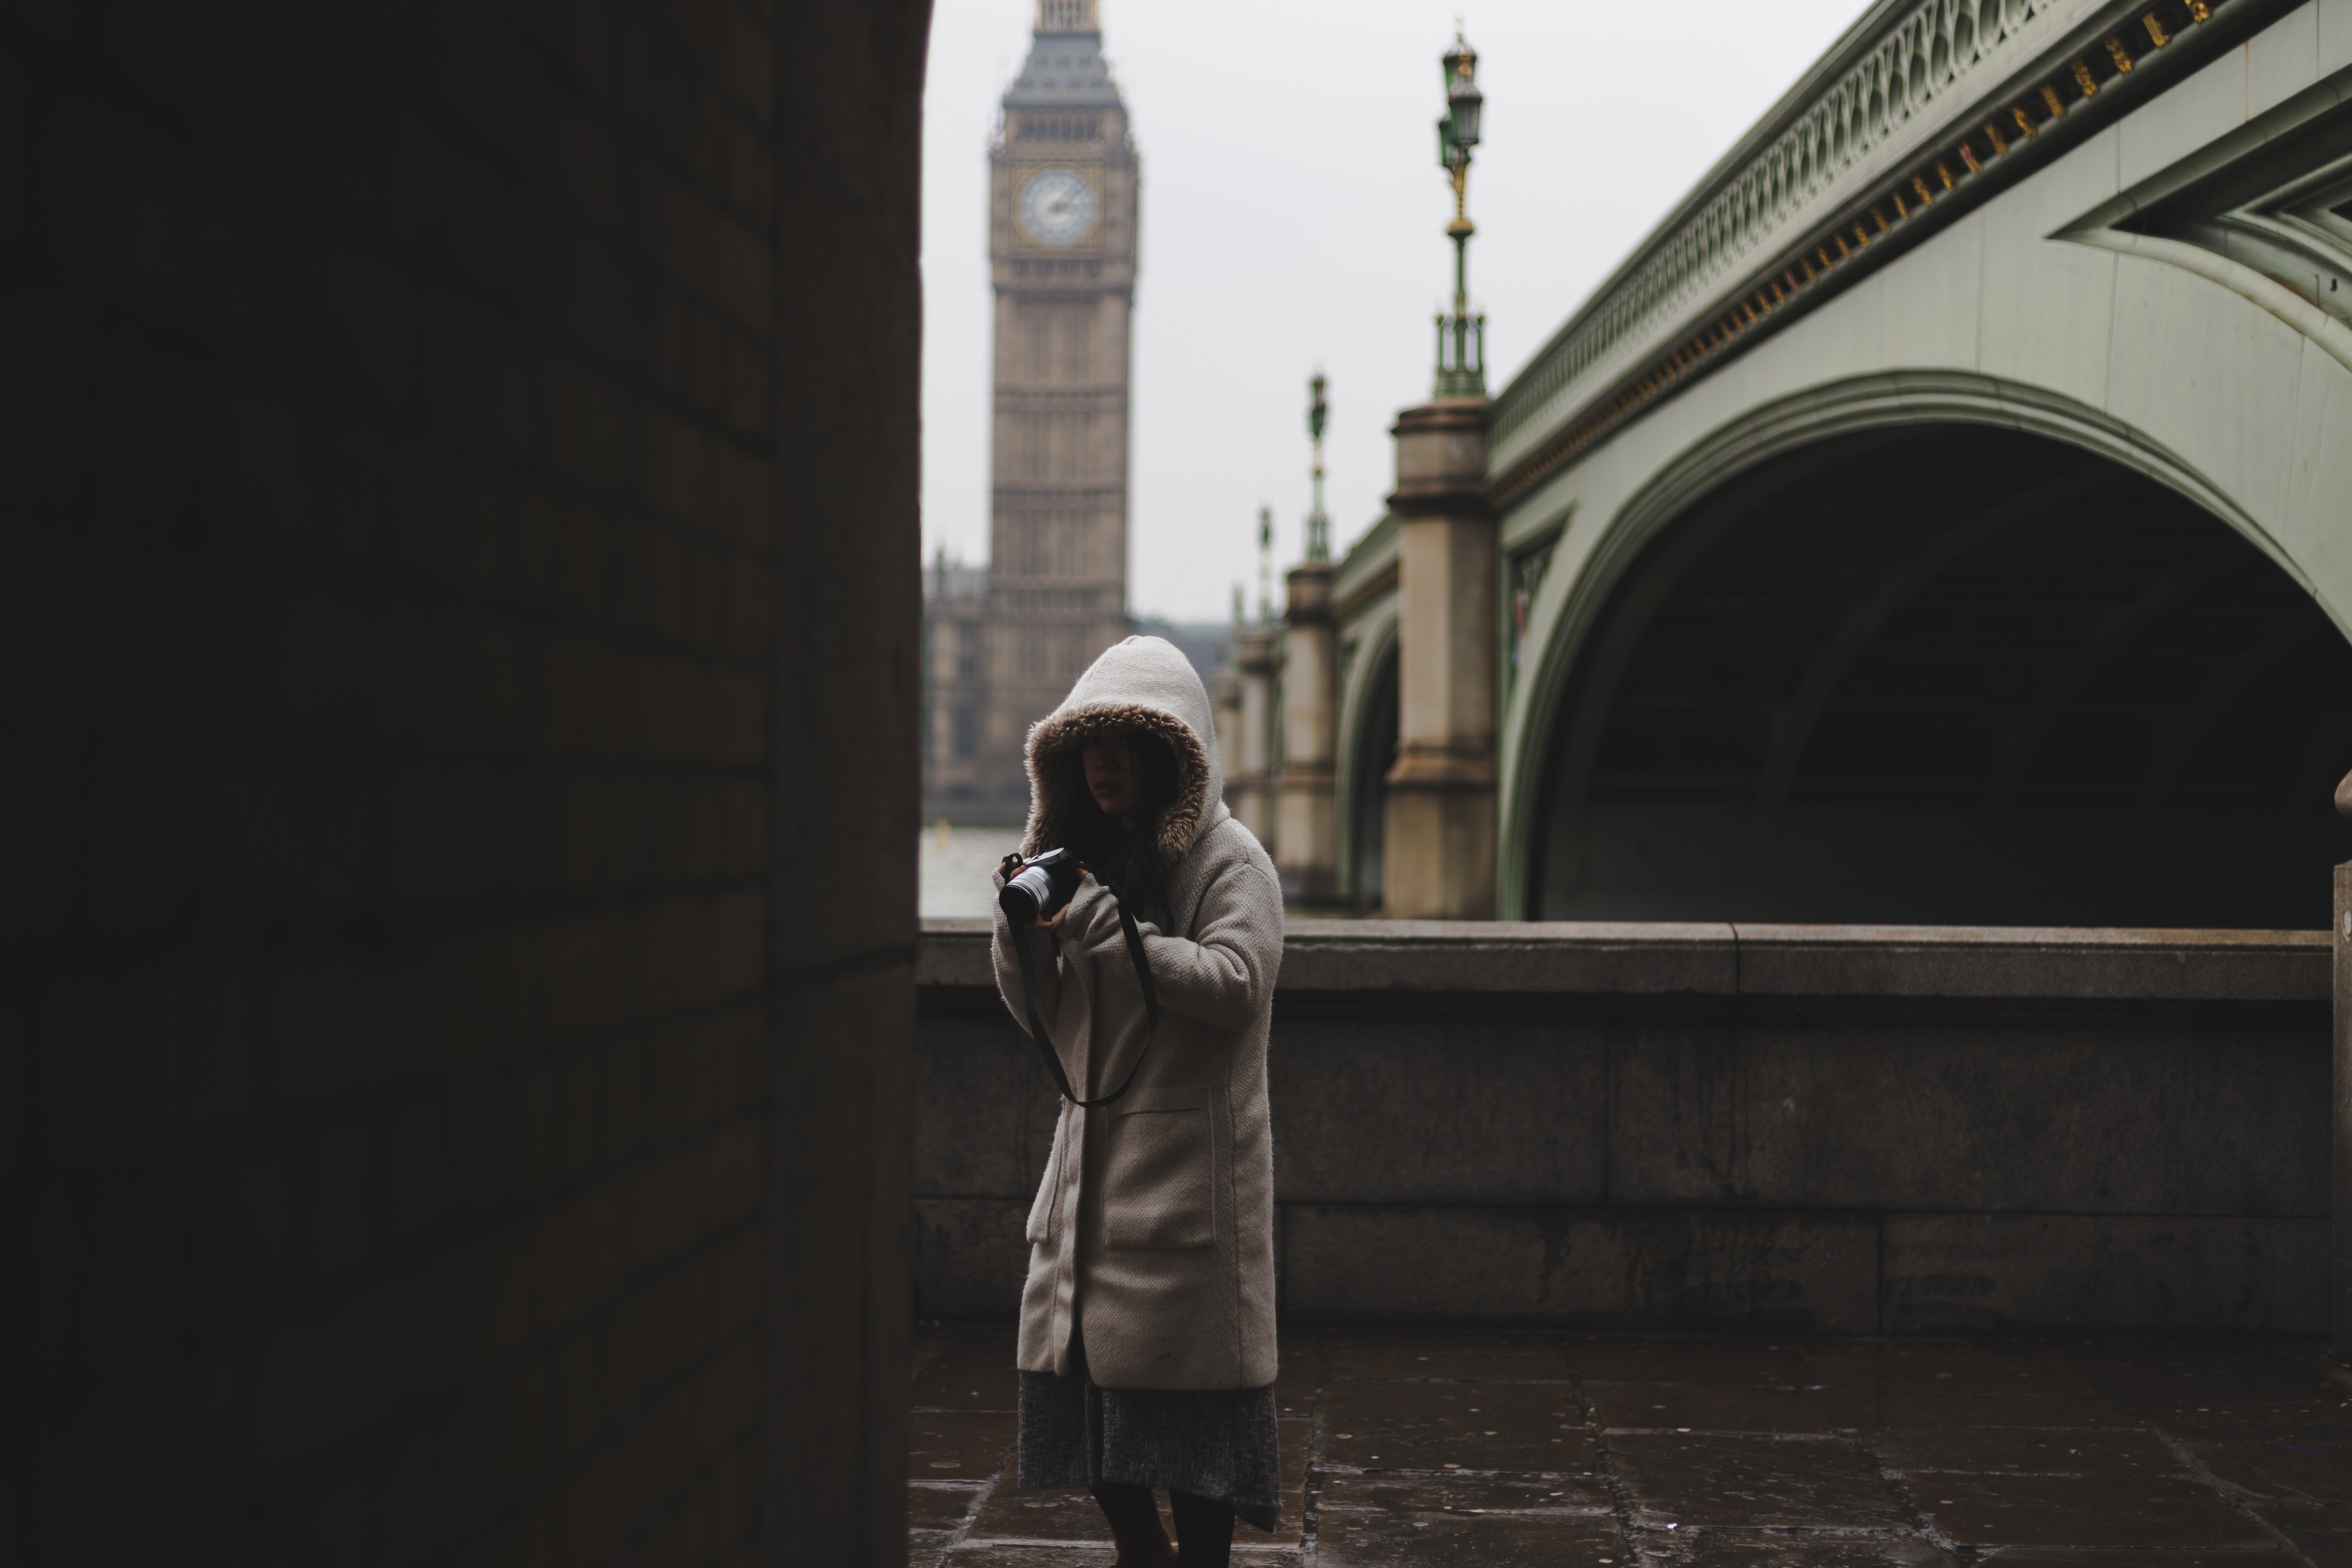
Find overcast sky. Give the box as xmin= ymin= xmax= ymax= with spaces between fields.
xmin=919 ymin=0 xmax=1873 ymax=623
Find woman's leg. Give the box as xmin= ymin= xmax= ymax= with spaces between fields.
xmin=1168 ymin=1490 xmax=1235 ymax=1568
xmin=1090 ymin=1482 xmax=1175 ymax=1566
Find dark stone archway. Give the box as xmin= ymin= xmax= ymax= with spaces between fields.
xmin=5 ymin=2 xmax=931 ymax=1559
xmin=1530 ymin=426 xmax=2352 ymax=927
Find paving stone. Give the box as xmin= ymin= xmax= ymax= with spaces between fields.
xmin=1911 ymin=1474 xmax=2277 ymax=1548
xmin=911 ymin=1410 xmax=1018 ymax=1479
xmin=1812 ymin=1390 xmax=2133 ymax=1431
xmin=1317 ymin=1473 xmax=1616 ymax=1514
xmin=911 ymin=1481 xmax=989 ymax=1529
xmin=1323 ymin=1330 xmax=1572 ymax=1382
xmin=1972 ymin=1552 xmax=2302 ymax=1567
xmin=914 ymin=1324 xmax=1022 ymax=1411
xmin=2138 ymin=1400 xmax=2352 ymax=1442
xmin=2186 ymin=1436 xmax=2352 ymax=1505
xmin=2066 ymin=1339 xmax=2344 ymax=1407
xmin=968 ymin=1488 xmax=1300 ymax=1548
xmin=1799 ymin=1341 xmax=2096 ymax=1397
xmin=1279 ymin=1418 xmax=1311 ymax=1481
xmin=1571 ymin=1337 xmax=1806 ymax=1386
xmin=2098 ymin=1354 xmax=2352 ymax=1438
xmin=1317 ymin=1509 xmax=1625 ymax=1565
xmin=1608 ymin=1433 xmax=1906 ymax=1529
xmin=1634 ymin=1532 xmax=1949 ymax=1566
xmin=1322 ymin=1378 xmax=1600 ymax=1471
xmin=1267 ymin=1418 xmax=1309 ymax=1545
xmin=1871 ymin=1425 xmax=2186 ymax=1478
xmin=1587 ymin=1381 xmax=1834 ymax=1434
xmin=1275 ymin=1334 xmax=1321 ymax=1414
xmin=915 ymin=1330 xmax=2352 ymax=1564
xmin=2257 ymin=1503 xmax=2352 ymax=1567
xmin=966 ymin=1484 xmax=1128 ymax=1544
xmin=955 ymin=1551 xmax=1302 ymax=1565
xmin=1249 ymin=1511 xmax=1303 ymax=1552
xmin=953 ymin=1549 xmax=1301 ymax=1566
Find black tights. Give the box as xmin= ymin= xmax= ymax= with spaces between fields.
xmin=1091 ymin=1482 xmax=1233 ymax=1567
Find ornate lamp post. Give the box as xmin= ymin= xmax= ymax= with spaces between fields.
xmin=1235 ymin=505 xmax=1282 ymax=843
xmin=1305 ymin=370 xmax=1330 ymax=562
xmin=1256 ymin=504 xmax=1275 ymax=622
xmin=1379 ymin=22 xmax=1498 ymax=919
xmin=1434 ymin=26 xmax=1486 ymax=396
xmin=1276 ymin=369 xmax=1340 ymax=902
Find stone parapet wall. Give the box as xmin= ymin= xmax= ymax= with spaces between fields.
xmin=918 ymin=919 xmax=2329 ymax=1334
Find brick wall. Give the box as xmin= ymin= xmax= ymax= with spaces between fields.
xmin=2 ymin=3 xmax=926 ymax=1562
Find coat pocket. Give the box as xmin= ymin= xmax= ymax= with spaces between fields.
xmin=1102 ymin=1087 xmax=1216 ymax=1250
xmin=1025 ymin=1117 xmax=1065 ymax=1245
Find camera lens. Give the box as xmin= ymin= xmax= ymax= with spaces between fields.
xmin=1000 ymin=864 xmax=1054 ymax=924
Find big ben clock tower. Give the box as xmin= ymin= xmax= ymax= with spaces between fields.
xmin=976 ymin=0 xmax=1140 ymax=816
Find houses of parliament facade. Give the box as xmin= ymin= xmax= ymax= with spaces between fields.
xmin=924 ymin=0 xmax=1141 ymax=822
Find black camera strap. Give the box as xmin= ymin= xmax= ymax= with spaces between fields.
xmin=1009 ymin=878 xmax=1161 ymax=1109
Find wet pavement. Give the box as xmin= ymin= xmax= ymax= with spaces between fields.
xmin=910 ymin=1325 xmax=2352 ymax=1565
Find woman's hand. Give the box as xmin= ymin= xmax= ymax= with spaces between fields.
xmin=1035 ymin=867 xmax=1092 ymax=931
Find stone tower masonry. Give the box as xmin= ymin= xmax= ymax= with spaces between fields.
xmin=973 ymin=0 xmax=1140 ymax=819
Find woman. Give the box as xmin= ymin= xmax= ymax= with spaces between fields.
xmin=990 ymin=636 xmax=1284 ymax=1568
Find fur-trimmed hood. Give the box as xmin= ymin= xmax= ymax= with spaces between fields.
xmin=1021 ymin=635 xmax=1227 ymax=871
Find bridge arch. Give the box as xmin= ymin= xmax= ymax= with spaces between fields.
xmin=1509 ymin=380 xmax=2352 ymax=927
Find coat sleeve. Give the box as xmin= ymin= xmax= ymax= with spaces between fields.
xmin=1121 ymin=845 xmax=1283 ymax=1032
xmin=991 ymin=870 xmax=1117 ymax=1041
xmin=990 ymin=865 xmax=1059 ymax=1040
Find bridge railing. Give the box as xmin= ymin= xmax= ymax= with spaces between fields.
xmin=1485 ymin=0 xmax=2281 ymax=507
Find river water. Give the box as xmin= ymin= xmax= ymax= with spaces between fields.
xmin=917 ymin=823 xmax=1026 ymax=919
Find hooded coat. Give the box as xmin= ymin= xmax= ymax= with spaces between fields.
xmin=990 ymin=636 xmax=1283 ymax=1392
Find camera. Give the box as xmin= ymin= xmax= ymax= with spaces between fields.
xmin=1000 ymin=848 xmax=1083 ymax=926
xmin=998 ymin=847 xmax=1159 ymax=1105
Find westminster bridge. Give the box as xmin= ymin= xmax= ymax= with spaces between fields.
xmin=1221 ymin=0 xmax=2352 ymax=933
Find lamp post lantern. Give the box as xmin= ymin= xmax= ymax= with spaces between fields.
xmin=1433 ymin=25 xmax=1486 ymax=397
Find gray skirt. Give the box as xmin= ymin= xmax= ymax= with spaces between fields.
xmin=1017 ymin=1333 xmax=1282 ymax=1532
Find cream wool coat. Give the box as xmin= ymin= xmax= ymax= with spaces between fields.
xmin=990 ymin=637 xmax=1283 ymax=1393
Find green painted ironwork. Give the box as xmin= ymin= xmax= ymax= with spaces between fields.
xmin=1305 ymin=371 xmax=1331 ymax=562
xmin=1433 ymin=26 xmax=1486 ymax=398
xmin=1484 ymin=0 xmax=2263 ymax=482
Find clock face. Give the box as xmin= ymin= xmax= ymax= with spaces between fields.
xmin=1018 ymin=168 xmax=1099 ymax=248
